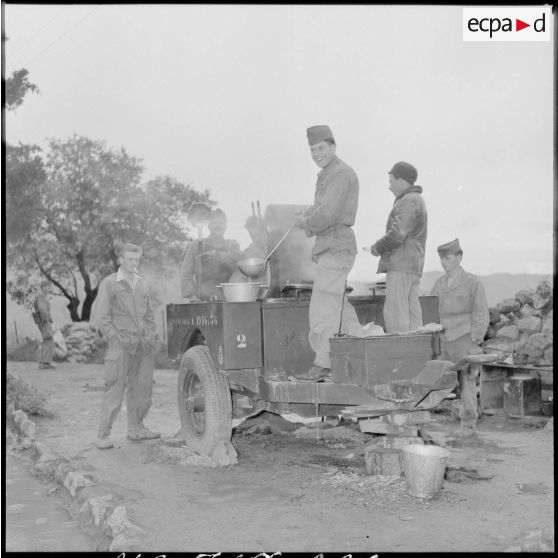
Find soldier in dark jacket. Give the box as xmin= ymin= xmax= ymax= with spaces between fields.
xmin=181 ymin=209 xmax=242 ymax=301
xmin=33 ymin=280 xmax=56 ymax=369
xmin=367 ymin=161 xmax=427 ymax=333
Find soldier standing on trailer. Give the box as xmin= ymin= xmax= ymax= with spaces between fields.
xmin=366 ymin=161 xmax=427 ymax=333
xmin=292 ymin=124 xmax=361 ymax=383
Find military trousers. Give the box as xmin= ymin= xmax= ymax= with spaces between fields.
xmin=384 ymin=270 xmax=423 ymax=333
xmin=98 ymin=342 xmax=155 ymax=438
xmin=309 ymin=252 xmax=361 ymax=369
xmin=39 ymin=322 xmax=54 ymax=364
xmin=441 ymin=332 xmax=483 ymax=427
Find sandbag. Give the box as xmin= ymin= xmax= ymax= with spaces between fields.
xmin=498 ymin=299 xmax=521 ymax=314
xmin=53 ymin=330 xmax=68 ymax=357
xmin=496 ymin=325 xmax=519 ymax=339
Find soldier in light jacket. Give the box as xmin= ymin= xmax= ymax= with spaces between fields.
xmin=431 ymin=238 xmax=489 ymax=435
xmin=94 ymin=243 xmax=159 ymax=449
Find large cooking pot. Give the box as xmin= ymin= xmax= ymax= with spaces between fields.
xmin=218 ymin=282 xmax=266 ymax=302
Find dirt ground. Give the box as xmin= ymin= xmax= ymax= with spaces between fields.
xmin=6 ymin=360 xmax=555 ymax=553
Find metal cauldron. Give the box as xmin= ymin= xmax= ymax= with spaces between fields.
xmin=218 ymin=282 xmax=267 ymax=302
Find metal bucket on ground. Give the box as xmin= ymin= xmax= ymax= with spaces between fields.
xmin=402 ymin=444 xmax=450 ymax=499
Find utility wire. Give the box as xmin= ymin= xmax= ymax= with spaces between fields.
xmin=9 ymin=6 xmax=68 ymax=59
xmin=23 ymin=6 xmax=100 ymax=68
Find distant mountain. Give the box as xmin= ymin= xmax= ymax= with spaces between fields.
xmin=349 ymin=272 xmax=552 ymax=307
xmin=419 ymin=272 xmax=552 ymax=307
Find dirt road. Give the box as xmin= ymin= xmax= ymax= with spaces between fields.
xmin=6 ymin=361 xmax=554 ymax=552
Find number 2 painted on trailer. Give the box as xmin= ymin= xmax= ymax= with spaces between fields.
xmin=236 ymin=334 xmax=247 ymax=348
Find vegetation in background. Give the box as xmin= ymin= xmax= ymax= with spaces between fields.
xmin=5 ymin=68 xmax=39 ymax=111
xmin=6 ymin=69 xmax=215 ymax=321
xmin=7 ymin=373 xmax=53 ymax=417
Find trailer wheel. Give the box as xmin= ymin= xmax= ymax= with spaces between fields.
xmin=177 ymin=345 xmax=232 ymax=456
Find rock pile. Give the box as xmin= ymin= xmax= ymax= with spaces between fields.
xmin=483 ymin=280 xmax=553 ymax=366
xmin=60 ymin=322 xmax=100 ymax=364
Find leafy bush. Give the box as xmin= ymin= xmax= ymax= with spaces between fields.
xmin=6 ymin=373 xmax=53 ymax=417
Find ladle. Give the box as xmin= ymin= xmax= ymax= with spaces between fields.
xmin=237 ymin=226 xmax=295 ymax=279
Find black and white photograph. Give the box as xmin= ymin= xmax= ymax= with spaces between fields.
xmin=3 ymin=3 xmax=554 ymax=553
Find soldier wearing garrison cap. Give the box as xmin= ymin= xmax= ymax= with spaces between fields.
xmin=437 ymin=238 xmax=462 ymax=256
xmin=291 ymin=124 xmax=361 ymax=382
xmin=366 ymin=161 xmax=427 ymax=333
xmin=431 ymin=238 xmax=489 ymax=436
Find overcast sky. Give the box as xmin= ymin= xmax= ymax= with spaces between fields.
xmin=4 ymin=4 xmax=554 ymax=281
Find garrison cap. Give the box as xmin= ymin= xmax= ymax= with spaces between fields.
xmin=307 ymin=125 xmax=334 ymax=146
xmin=437 ymin=238 xmax=462 ymax=256
xmin=389 ymin=161 xmax=418 ymax=185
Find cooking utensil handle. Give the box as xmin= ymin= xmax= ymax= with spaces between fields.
xmin=251 ymin=202 xmax=256 ymax=216
xmin=265 ymin=226 xmax=294 ymax=262
xmin=257 ymin=200 xmax=262 ymax=218
xmin=338 ymin=279 xmax=347 ymax=335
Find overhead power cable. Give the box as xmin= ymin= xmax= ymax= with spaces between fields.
xmin=9 ymin=6 xmax=68 ymax=58
xmin=23 ymin=6 xmax=100 ymax=68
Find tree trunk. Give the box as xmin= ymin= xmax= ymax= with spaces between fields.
xmin=80 ymin=286 xmax=98 ymax=322
xmin=67 ymin=297 xmax=80 ymax=322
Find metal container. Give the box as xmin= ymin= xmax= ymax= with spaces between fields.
xmin=219 ymin=282 xmax=262 ymax=302
xmin=503 ymin=374 xmax=541 ymax=417
xmin=166 ymin=302 xmax=262 ymax=369
xmin=261 ymin=298 xmax=314 ymax=377
xmin=330 ymin=332 xmax=439 ymax=386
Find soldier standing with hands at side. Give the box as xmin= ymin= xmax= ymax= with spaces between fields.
xmin=431 ymin=238 xmax=489 ymax=435
xmin=33 ymin=279 xmax=56 ymax=369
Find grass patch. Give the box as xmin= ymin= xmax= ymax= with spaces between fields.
xmin=6 ymin=373 xmax=53 ymax=417
xmin=6 ymin=339 xmax=40 ymax=362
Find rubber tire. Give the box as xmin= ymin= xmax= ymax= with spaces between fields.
xmin=177 ymin=345 xmax=232 ymax=456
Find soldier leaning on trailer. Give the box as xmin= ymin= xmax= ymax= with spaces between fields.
xmin=431 ymin=238 xmax=490 ymax=436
